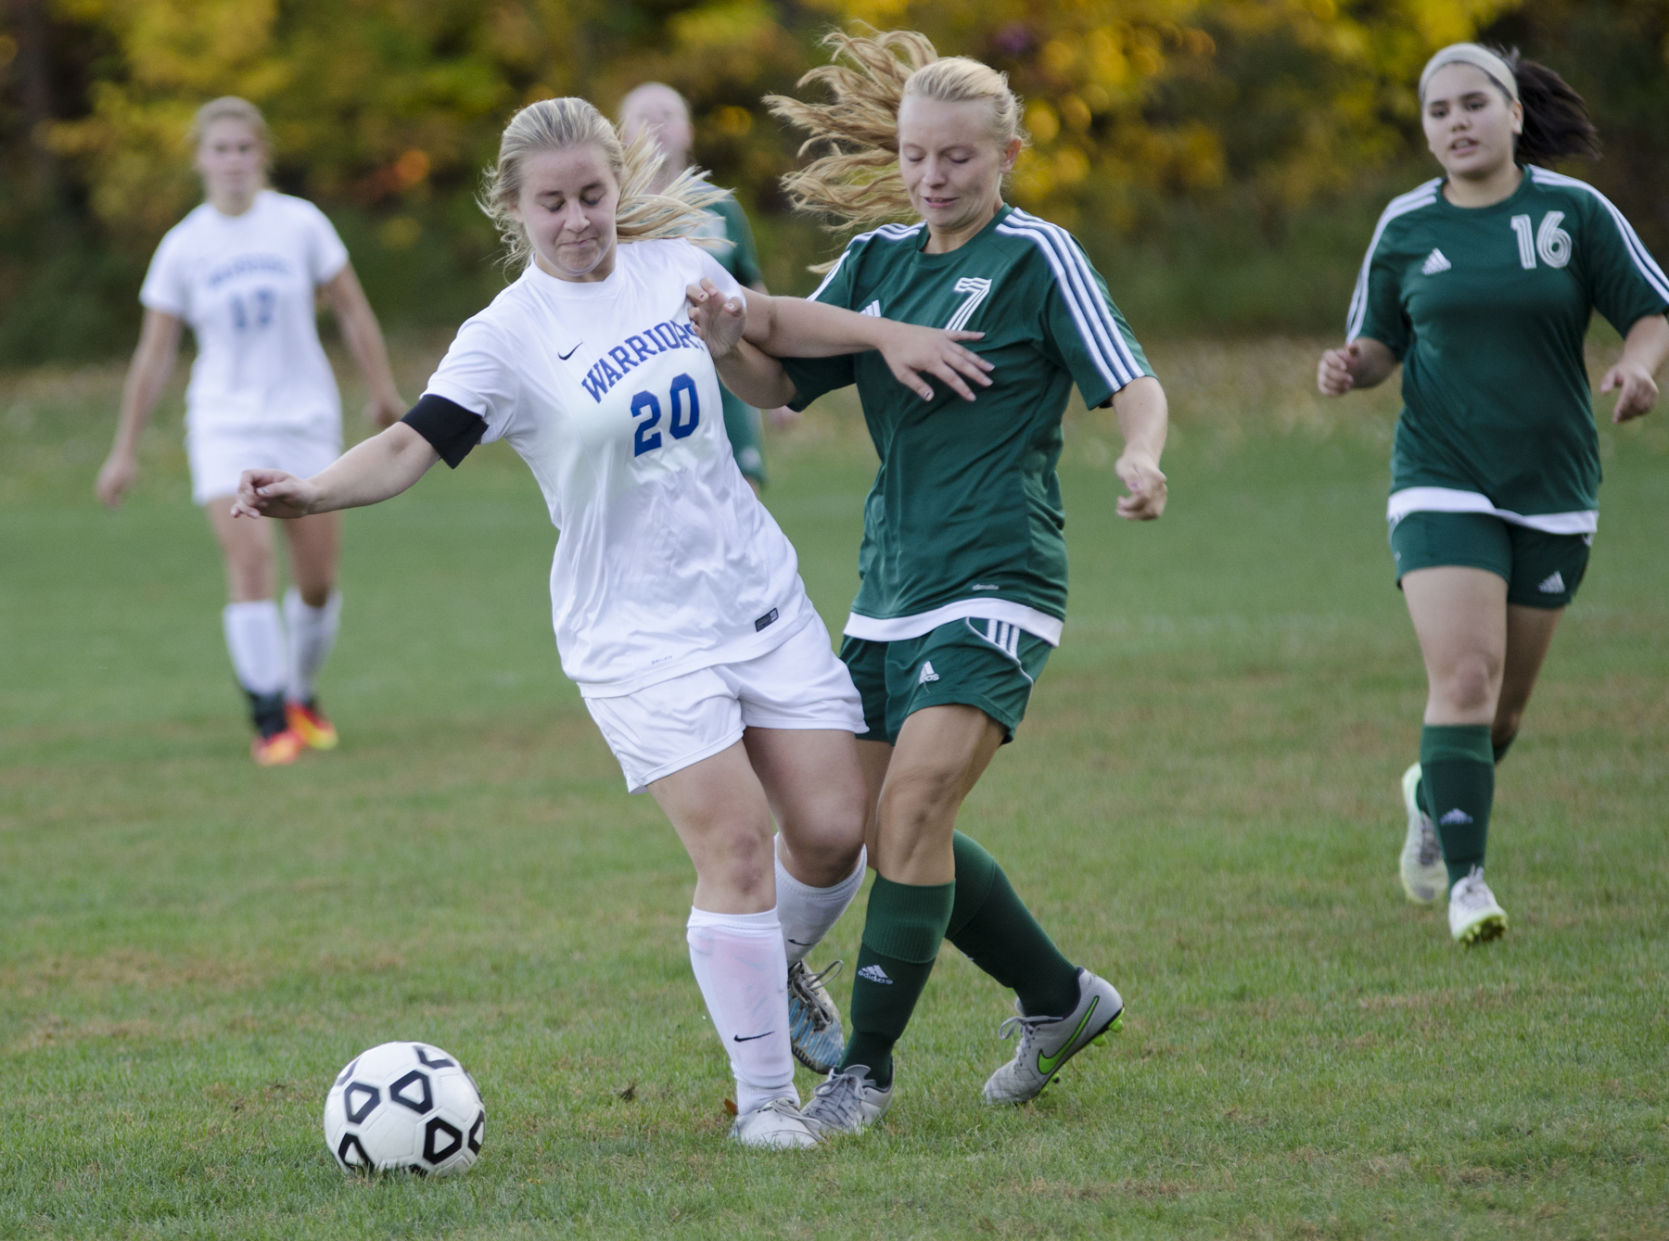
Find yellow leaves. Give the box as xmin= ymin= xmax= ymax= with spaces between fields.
xmin=1026 ymin=101 xmax=1060 ymax=146
xmin=713 ymin=107 xmax=754 ymax=139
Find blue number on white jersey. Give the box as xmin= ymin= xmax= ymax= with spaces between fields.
xmin=631 ymin=372 xmax=701 ymax=456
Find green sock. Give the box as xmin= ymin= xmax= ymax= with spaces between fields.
xmin=1416 ymin=730 xmax=1516 ymax=809
xmin=840 ymin=876 xmax=953 ymax=1087
xmin=946 ymin=832 xmax=1080 ymax=1017
xmin=1420 ymin=723 xmax=1494 ymax=889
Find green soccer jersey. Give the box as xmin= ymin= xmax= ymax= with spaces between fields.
xmin=1349 ymin=166 xmax=1669 ymax=531
xmin=782 ymin=205 xmax=1152 ymax=642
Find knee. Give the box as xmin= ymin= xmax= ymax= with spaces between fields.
xmin=1491 ymin=715 xmax=1521 ymax=752
xmin=779 ymin=794 xmax=866 ymax=883
xmin=877 ymin=764 xmax=964 ymax=837
xmin=692 ymin=823 xmax=775 ymax=902
xmin=1432 ymin=653 xmax=1501 ymax=715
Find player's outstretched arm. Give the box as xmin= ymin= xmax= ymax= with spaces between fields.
xmin=97 ymin=308 xmax=182 ymax=509
xmin=742 ymin=290 xmax=993 ymax=402
xmin=1600 ymin=312 xmax=1669 ymax=424
xmin=232 ymin=421 xmax=440 ymax=520
xmin=1316 ymin=337 xmax=1397 ymax=396
xmin=686 ymin=280 xmax=797 ymax=408
xmin=323 ymin=263 xmax=406 ymax=427
xmin=1112 ymin=375 xmax=1169 ymax=522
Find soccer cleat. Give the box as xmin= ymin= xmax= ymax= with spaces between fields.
xmin=801 ymin=1065 xmax=893 ymax=1137
xmin=1399 ymin=763 xmax=1446 ymax=905
xmin=1448 ymin=866 xmax=1508 ymax=945
xmin=285 ymin=699 xmax=339 ymax=750
xmin=786 ymin=960 xmax=844 ymax=1073
xmin=251 ymin=728 xmax=304 ymax=767
xmin=727 ymin=1096 xmax=819 ymax=1149
xmin=982 ymin=968 xmax=1124 ymax=1106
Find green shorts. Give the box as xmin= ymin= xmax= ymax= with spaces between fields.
xmin=1389 ymin=511 xmax=1592 ymax=609
xmin=840 ymin=618 xmax=1055 ymax=745
xmin=720 ymin=390 xmax=766 ymax=485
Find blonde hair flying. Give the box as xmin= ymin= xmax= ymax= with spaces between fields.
xmin=479 ymin=97 xmax=727 ymax=271
xmin=767 ymin=28 xmax=1028 ymax=233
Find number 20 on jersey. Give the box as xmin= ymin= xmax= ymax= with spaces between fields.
xmin=631 ymin=372 xmax=700 ymax=457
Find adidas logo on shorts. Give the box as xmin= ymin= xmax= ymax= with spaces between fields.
xmin=1537 ymin=571 xmax=1566 ymax=594
xmin=917 ymin=660 xmax=939 ymax=685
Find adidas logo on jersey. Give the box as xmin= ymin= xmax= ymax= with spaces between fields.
xmin=1421 ymin=248 xmax=1452 ymax=275
xmin=860 ymin=300 xmax=882 ymax=317
xmin=1537 ymin=571 xmax=1566 ymax=594
xmin=917 ymin=660 xmax=940 ymax=685
xmin=1439 ymin=808 xmax=1475 ymax=827
xmin=857 ymin=964 xmax=894 ymax=985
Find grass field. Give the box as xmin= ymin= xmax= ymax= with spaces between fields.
xmin=3 ymin=338 xmax=1667 ymax=1240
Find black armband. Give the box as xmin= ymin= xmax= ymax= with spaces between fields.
xmin=402 ymin=394 xmax=487 ymax=468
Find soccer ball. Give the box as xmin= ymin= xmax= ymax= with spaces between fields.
xmin=323 ymin=1041 xmax=485 ymax=1175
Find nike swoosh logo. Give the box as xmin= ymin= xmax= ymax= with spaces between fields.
xmin=1035 ymin=997 xmax=1100 ymax=1077
xmin=786 ymin=939 xmax=812 ymax=946
xmin=733 ymin=1031 xmax=774 ymax=1043
xmin=558 ymin=343 xmax=582 ymax=360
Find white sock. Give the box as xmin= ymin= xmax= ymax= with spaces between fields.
xmin=284 ymin=587 xmax=341 ymax=704
xmin=686 ymin=907 xmax=796 ymax=1115
xmin=222 ymin=600 xmax=286 ymax=696
xmin=774 ymin=838 xmax=866 ymax=967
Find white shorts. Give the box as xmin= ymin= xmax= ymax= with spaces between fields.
xmin=584 ymin=613 xmax=865 ymax=794
xmin=187 ymin=425 xmax=342 ymax=506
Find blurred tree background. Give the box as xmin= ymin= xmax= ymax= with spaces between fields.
xmin=2 ymin=0 xmax=1665 ymax=362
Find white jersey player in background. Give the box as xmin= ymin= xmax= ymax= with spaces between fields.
xmin=231 ymin=96 xmax=992 ymax=1148
xmin=96 ymin=96 xmax=405 ymax=766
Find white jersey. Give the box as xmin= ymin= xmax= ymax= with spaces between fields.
xmin=140 ymin=190 xmax=349 ymax=437
xmin=422 ymin=239 xmax=812 ymax=697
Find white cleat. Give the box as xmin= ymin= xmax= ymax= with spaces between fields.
xmin=728 ymin=1096 xmax=820 ymax=1149
xmin=801 ymin=1065 xmax=893 ymax=1136
xmin=1400 ymin=763 xmax=1447 ymax=906
xmin=1448 ymin=866 xmax=1508 ymax=945
xmin=982 ymin=968 xmax=1124 ymax=1105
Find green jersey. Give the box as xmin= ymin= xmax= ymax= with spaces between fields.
xmin=1349 ymin=166 xmax=1669 ymax=532
xmin=782 ymin=205 xmax=1152 ymax=643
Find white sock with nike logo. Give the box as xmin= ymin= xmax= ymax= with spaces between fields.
xmin=686 ymin=906 xmax=796 ymax=1114
xmin=774 ymin=837 xmax=866 ymax=966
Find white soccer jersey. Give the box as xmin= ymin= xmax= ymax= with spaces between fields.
xmin=140 ymin=190 xmax=349 ymax=436
xmin=422 ymin=239 xmax=812 ymax=696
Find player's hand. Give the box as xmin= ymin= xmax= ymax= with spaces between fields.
xmin=1115 ymin=450 xmax=1167 ymax=521
xmin=364 ymin=391 xmax=407 ymax=429
xmin=95 ymin=451 xmax=137 ymax=510
xmin=685 ymin=279 xmax=747 ymax=359
xmin=1600 ymin=360 xmax=1659 ymax=423
xmin=877 ymin=324 xmax=992 ymax=402
xmin=232 ymin=468 xmax=318 ymax=519
xmin=1317 ymin=343 xmax=1360 ymax=396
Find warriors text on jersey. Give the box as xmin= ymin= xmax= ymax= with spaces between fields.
xmin=781 ymin=204 xmax=1152 ymax=644
xmin=140 ymin=190 xmax=350 ymax=436
xmin=1347 ymin=166 xmax=1669 ymax=531
xmin=421 ymin=239 xmax=811 ymax=695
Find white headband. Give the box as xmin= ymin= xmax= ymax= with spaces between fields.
xmin=1419 ymin=43 xmax=1519 ymax=104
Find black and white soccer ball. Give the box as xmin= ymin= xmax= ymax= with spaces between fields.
xmin=323 ymin=1041 xmax=485 ymax=1175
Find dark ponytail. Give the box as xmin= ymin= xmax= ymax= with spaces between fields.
xmin=1501 ymin=49 xmax=1601 ymax=162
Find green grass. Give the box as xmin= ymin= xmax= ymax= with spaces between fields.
xmin=3 ymin=338 xmax=1667 ymax=1240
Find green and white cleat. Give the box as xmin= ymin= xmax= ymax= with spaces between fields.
xmin=1448 ymin=866 xmax=1507 ymax=945
xmin=728 ymin=1096 xmax=820 ymax=1149
xmin=801 ymin=1065 xmax=892 ymax=1136
xmin=786 ymin=960 xmax=844 ymax=1074
xmin=1400 ymin=763 xmax=1446 ymax=906
xmin=982 ymin=969 xmax=1124 ymax=1106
